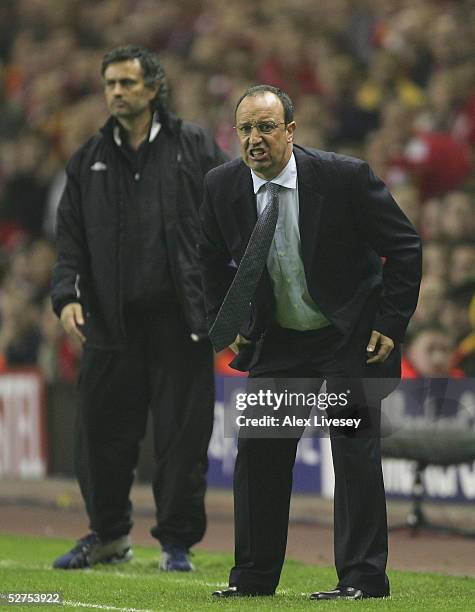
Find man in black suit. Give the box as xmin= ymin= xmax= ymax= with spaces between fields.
xmin=199 ymin=85 xmax=422 ymax=600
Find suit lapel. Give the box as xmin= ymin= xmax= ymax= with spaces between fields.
xmin=228 ymin=162 xmax=257 ymax=257
xmin=294 ymin=146 xmax=325 ymax=278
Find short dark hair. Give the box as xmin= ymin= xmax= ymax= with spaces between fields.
xmin=234 ymin=85 xmax=295 ymax=124
xmin=101 ymin=45 xmax=168 ymax=112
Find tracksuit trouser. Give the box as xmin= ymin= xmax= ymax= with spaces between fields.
xmin=74 ymin=307 xmax=214 ymax=547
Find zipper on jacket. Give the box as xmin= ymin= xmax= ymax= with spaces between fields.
xmin=75 ymin=274 xmax=81 ymax=299
xmin=117 ymin=191 xmax=127 ymax=343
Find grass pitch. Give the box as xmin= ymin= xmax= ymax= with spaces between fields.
xmin=0 ymin=533 xmax=473 ymax=611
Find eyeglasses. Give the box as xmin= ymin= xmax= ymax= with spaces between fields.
xmin=233 ymin=121 xmax=286 ymax=137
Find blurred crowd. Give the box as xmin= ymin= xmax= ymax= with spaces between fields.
xmin=0 ymin=0 xmax=474 ymax=382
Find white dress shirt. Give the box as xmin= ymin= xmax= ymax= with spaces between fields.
xmin=251 ymin=152 xmax=330 ymax=330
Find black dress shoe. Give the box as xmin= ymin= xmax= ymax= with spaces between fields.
xmin=310 ymin=586 xmax=388 ymax=600
xmin=212 ymin=587 xmax=274 ymax=598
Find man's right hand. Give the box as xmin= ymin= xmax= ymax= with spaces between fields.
xmin=60 ymin=302 xmax=86 ymax=344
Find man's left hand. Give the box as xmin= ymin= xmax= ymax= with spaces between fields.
xmin=366 ymin=330 xmax=394 ymax=364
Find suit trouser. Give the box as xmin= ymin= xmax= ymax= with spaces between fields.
xmin=228 ymin=326 xmax=389 ymax=596
xmin=74 ymin=307 xmax=214 ymax=547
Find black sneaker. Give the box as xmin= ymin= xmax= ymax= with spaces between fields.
xmin=52 ymin=533 xmax=132 ymax=569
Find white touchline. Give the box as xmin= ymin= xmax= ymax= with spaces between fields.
xmin=0 ymin=560 xmax=139 ymax=579
xmin=0 ymin=560 xmax=50 ymax=570
xmin=63 ymin=602 xmax=156 ymax=612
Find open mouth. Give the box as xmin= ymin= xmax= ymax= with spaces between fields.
xmin=249 ymin=148 xmax=267 ymax=161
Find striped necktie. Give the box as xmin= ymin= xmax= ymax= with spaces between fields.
xmin=209 ymin=182 xmax=280 ymax=352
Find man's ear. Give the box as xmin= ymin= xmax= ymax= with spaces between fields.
xmin=286 ymin=121 xmax=296 ymax=143
xmin=148 ymin=81 xmax=160 ymax=102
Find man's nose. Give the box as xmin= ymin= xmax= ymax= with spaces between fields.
xmin=249 ymin=126 xmax=262 ymax=144
xmin=112 ymin=83 xmax=123 ymax=96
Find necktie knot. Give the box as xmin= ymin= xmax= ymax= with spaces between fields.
xmin=266 ymin=182 xmax=280 ymax=199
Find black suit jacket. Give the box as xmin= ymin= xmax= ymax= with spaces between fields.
xmin=199 ymin=145 xmax=422 ymax=377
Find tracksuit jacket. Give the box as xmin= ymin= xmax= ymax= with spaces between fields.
xmin=51 ymin=110 xmax=227 ymax=349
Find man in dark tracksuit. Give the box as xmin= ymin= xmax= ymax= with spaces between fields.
xmin=51 ymin=46 xmax=227 ymax=570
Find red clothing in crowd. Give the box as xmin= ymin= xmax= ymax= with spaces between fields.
xmin=453 ymin=92 xmax=475 ymax=146
xmin=404 ymin=131 xmax=472 ymax=199
xmin=401 ymin=355 xmax=465 ymax=379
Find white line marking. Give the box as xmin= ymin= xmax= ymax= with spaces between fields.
xmin=0 ymin=560 xmax=136 ymax=577
xmin=0 ymin=558 xmax=223 ymax=610
xmin=64 ymin=602 xmax=155 ymax=612
xmin=0 ymin=560 xmax=222 ymax=586
xmin=0 ymin=560 xmax=50 ymax=570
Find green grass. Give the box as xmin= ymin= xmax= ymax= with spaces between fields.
xmin=0 ymin=534 xmax=473 ymax=611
